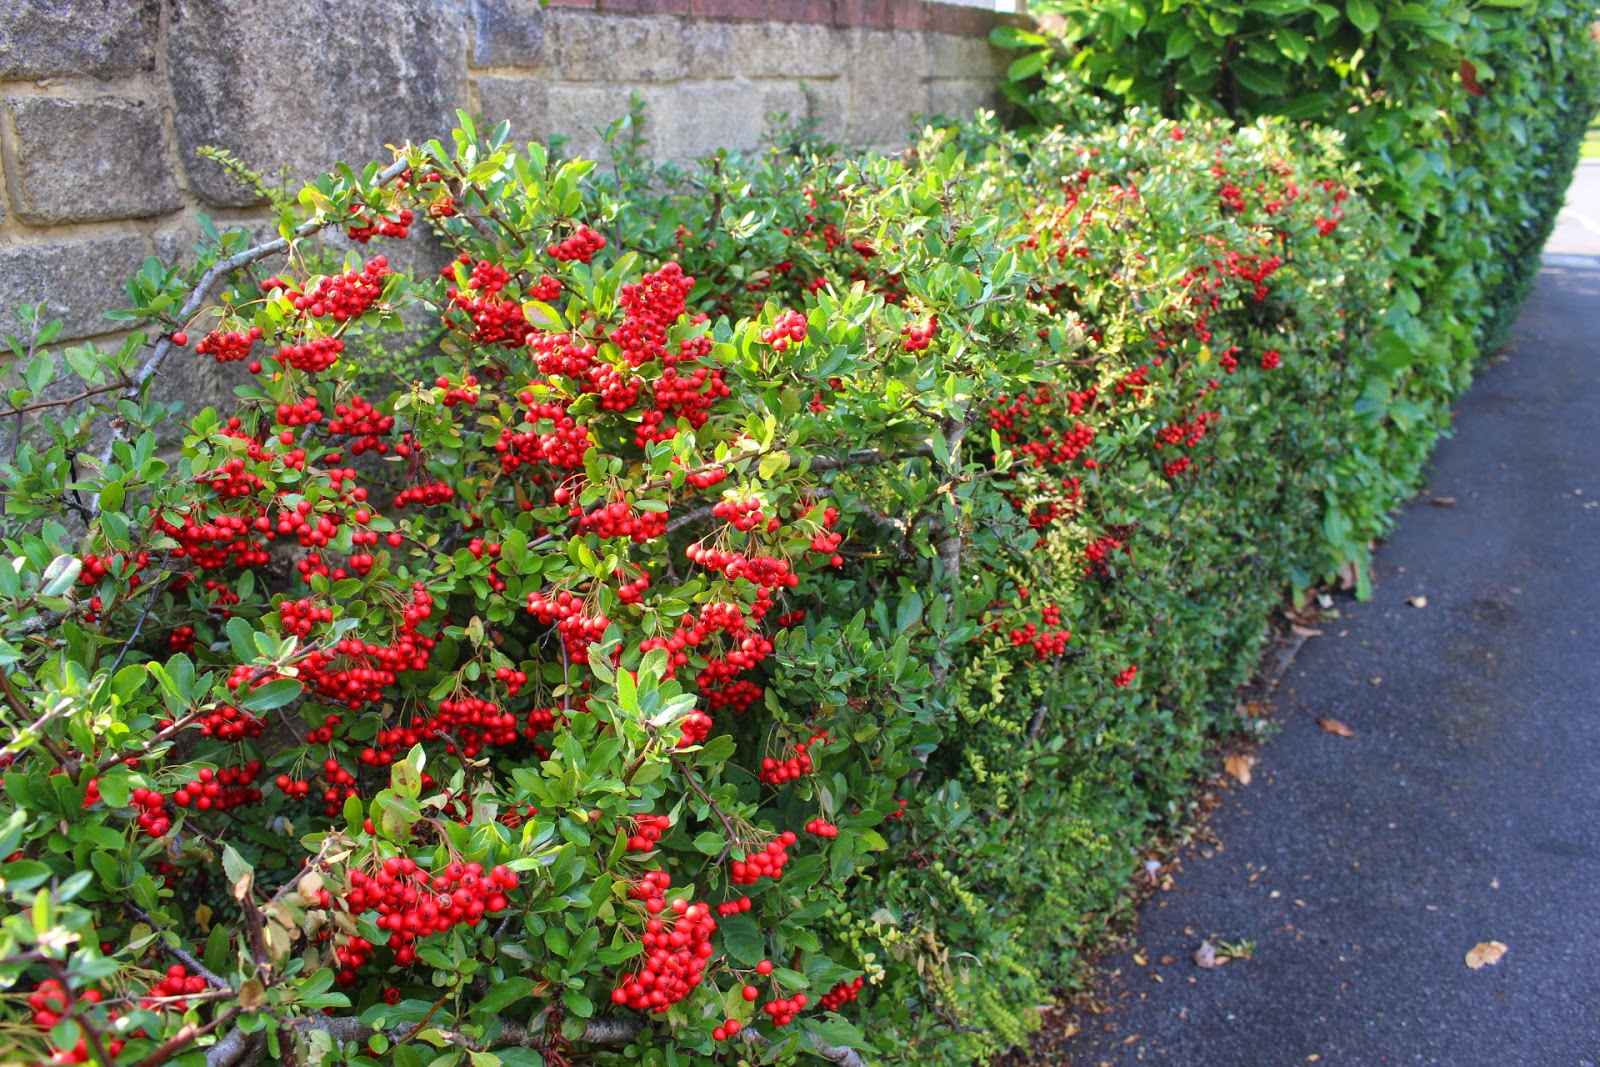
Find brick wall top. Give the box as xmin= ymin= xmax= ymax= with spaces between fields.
xmin=549 ymin=0 xmax=1026 ymax=35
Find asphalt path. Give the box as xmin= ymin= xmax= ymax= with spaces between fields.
xmin=1059 ymin=167 xmax=1600 ymax=1066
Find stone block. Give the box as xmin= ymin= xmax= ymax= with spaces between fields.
xmin=761 ymin=78 xmax=847 ymax=145
xmin=469 ymin=0 xmax=545 ymax=67
xmin=0 ymin=0 xmax=157 ymax=80
xmin=476 ymin=76 xmax=550 ymax=142
xmin=167 ymin=0 xmax=470 ymax=208
xmin=927 ymin=78 xmax=1000 ymax=121
xmin=926 ymin=33 xmax=1005 ymax=79
xmin=3 ymin=96 xmax=181 ymax=225
xmin=0 ymin=235 xmax=152 ymax=342
xmin=686 ymin=23 xmax=847 ymax=80
xmin=550 ymin=12 xmax=684 ymax=82
xmin=644 ymin=80 xmax=768 ymax=159
xmin=547 ymin=84 xmax=641 ymax=160
xmin=845 ymin=29 xmax=927 ymax=148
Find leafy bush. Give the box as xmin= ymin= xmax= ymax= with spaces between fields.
xmin=996 ymin=0 xmax=1600 ymax=585
xmin=0 ymin=105 xmax=1409 ymax=1067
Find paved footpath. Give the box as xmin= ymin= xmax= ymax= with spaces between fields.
xmin=1062 ymin=170 xmax=1600 ymax=1066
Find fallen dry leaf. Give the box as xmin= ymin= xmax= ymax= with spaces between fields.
xmin=1225 ymin=753 xmax=1254 ymax=785
xmin=1429 ymin=497 xmax=1457 ymax=507
xmin=1318 ymin=718 xmax=1356 ymax=738
xmin=1406 ymin=595 xmax=1428 ymax=608
xmin=1466 ymin=941 xmax=1508 ymax=969
xmin=1291 ymin=624 xmax=1325 ymax=638
xmin=1337 ymin=560 xmax=1360 ymax=591
xmin=1193 ymin=940 xmax=1219 ymax=969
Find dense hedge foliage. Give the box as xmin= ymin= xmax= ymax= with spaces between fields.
xmin=0 ymin=9 xmax=1593 ymax=1058
xmin=998 ymin=0 xmax=1600 ymax=584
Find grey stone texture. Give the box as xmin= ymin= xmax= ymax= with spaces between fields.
xmin=847 ymin=30 xmax=928 ymax=147
xmin=470 ymin=0 xmax=546 ymax=68
xmin=0 ymin=235 xmax=151 ymax=341
xmin=546 ymin=84 xmax=636 ymax=161
xmin=0 ymin=0 xmax=158 ymax=80
xmin=683 ymin=22 xmax=847 ymax=80
xmin=477 ymin=75 xmax=550 ymax=142
xmin=166 ymin=0 xmax=470 ymax=207
xmin=644 ymin=80 xmax=768 ymax=159
xmin=551 ymin=14 xmax=684 ymax=82
xmin=0 ymin=1 xmax=1008 ymax=345
xmin=3 ymin=96 xmax=181 ymax=224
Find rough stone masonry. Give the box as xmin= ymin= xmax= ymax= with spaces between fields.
xmin=0 ymin=0 xmax=1013 ymax=359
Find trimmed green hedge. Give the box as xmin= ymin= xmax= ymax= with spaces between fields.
xmin=999 ymin=0 xmax=1600 ymax=589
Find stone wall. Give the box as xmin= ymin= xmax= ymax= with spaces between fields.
xmin=0 ymin=0 xmax=1015 ymax=347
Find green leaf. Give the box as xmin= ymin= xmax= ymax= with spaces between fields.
xmin=1347 ymin=0 xmax=1380 ymax=35
xmin=239 ymin=677 xmax=302 ymax=711
xmin=718 ymin=912 xmax=765 ymax=965
xmin=474 ymin=976 xmax=536 ymax=1016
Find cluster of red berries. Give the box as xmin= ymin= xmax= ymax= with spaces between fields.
xmin=437 ymin=374 xmax=481 ymax=407
xmin=277 ymin=335 xmax=345 ymax=374
xmin=168 ymin=625 xmax=195 ymax=652
xmin=715 ymin=895 xmax=754 ymax=917
xmin=494 ymin=665 xmax=528 ymax=695
xmin=624 ymin=814 xmax=672 ymax=853
xmin=761 ymin=309 xmax=808 ymax=352
xmin=731 ymin=831 xmax=796 ymax=885
xmin=760 ymin=733 xmax=825 ymax=785
xmin=443 ymin=258 xmax=533 ymax=348
xmin=497 ymin=397 xmax=589 ymax=472
xmin=170 ymin=762 xmax=264 ymax=811
xmin=1113 ymin=665 xmax=1139 ymax=688
xmin=713 ymin=496 xmax=768 ymax=532
xmin=757 ymin=988 xmax=809 ymax=1026
xmin=342 ymin=857 xmax=518 ymax=967
xmin=685 ymin=545 xmax=800 ymax=590
xmin=578 ymin=499 xmax=668 ymax=542
xmin=527 ymin=589 xmax=608 ymax=663
xmin=611 ymin=896 xmax=716 ymax=1013
xmin=347 ymin=205 xmax=413 ymax=243
xmin=1259 ymin=349 xmax=1282 ymax=370
xmin=902 ymin=315 xmax=938 ymax=351
xmin=325 ymin=395 xmax=395 ymax=454
xmin=285 ymin=257 xmax=392 ymax=322
xmin=279 ymin=597 xmax=333 ymax=637
xmin=195 ymin=325 xmax=263 ymax=364
xmin=27 ymin=980 xmax=123 ymax=1063
xmin=196 ymin=703 xmax=265 ymax=742
xmin=130 ymin=787 xmax=173 ymax=837
xmin=435 ymin=693 xmax=519 ymax=755
xmin=394 ymin=482 xmax=455 ymax=508
xmin=548 ymin=225 xmax=607 ymax=263
xmin=820 ymin=977 xmax=865 ymax=1010
xmin=805 ymin=817 xmax=839 ymax=838
xmin=143 ymin=964 xmax=209 ymax=1012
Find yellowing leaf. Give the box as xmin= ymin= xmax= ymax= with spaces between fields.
xmin=1225 ymin=754 xmax=1254 ymax=785
xmin=1318 ymin=718 xmax=1355 ymax=738
xmin=1466 ymin=941 xmax=1508 ymax=969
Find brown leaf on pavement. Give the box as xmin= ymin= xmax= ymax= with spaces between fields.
xmin=1429 ymin=497 xmax=1457 ymax=507
xmin=1466 ymin=941 xmax=1508 ymax=969
xmin=1318 ymin=717 xmax=1355 ymax=738
xmin=1225 ymin=754 xmax=1254 ymax=785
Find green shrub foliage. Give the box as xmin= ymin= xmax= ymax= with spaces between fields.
xmin=998 ymin=0 xmax=1600 ymax=579
xmin=0 ymin=108 xmax=1404 ymax=1066
xmin=5 ymin=27 xmax=1589 ymax=1066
